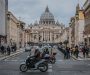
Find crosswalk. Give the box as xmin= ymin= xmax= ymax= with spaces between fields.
xmin=77 ymin=58 xmax=90 ymax=60
xmin=3 ymin=59 xmax=53 ymax=72
xmin=2 ymin=58 xmax=90 ymax=73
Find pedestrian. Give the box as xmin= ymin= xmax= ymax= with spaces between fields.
xmin=73 ymin=47 xmax=75 ymax=55
xmin=7 ymin=45 xmax=11 ymax=55
xmin=66 ymin=47 xmax=70 ymax=59
xmin=63 ymin=48 xmax=67 ymax=59
xmin=0 ymin=45 xmax=5 ymax=54
xmin=67 ymin=47 xmax=70 ymax=59
xmin=14 ymin=44 xmax=17 ymax=52
xmin=75 ymin=45 xmax=79 ymax=58
xmin=11 ymin=45 xmax=14 ymax=52
xmin=0 ymin=45 xmax=1 ymax=52
xmin=70 ymin=47 xmax=73 ymax=56
xmin=88 ymin=45 xmax=90 ymax=57
xmin=82 ymin=45 xmax=89 ymax=58
xmin=86 ymin=45 xmax=89 ymax=57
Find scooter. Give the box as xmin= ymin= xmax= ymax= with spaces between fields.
xmin=19 ymin=56 xmax=48 ymax=72
xmin=44 ymin=54 xmax=56 ymax=64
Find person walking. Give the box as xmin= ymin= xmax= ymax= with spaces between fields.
xmin=70 ymin=47 xmax=73 ymax=56
xmin=7 ymin=45 xmax=11 ymax=55
xmin=82 ymin=45 xmax=89 ymax=58
xmin=63 ymin=47 xmax=67 ymax=59
xmin=86 ymin=45 xmax=89 ymax=57
xmin=67 ymin=47 xmax=70 ymax=59
xmin=65 ymin=47 xmax=70 ymax=59
xmin=0 ymin=45 xmax=5 ymax=54
xmin=75 ymin=45 xmax=79 ymax=58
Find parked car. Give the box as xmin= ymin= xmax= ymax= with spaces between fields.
xmin=25 ymin=45 xmax=32 ymax=52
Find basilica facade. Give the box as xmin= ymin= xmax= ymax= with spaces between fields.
xmin=25 ymin=7 xmax=65 ymax=44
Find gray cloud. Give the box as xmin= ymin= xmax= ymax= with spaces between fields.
xmin=8 ymin=0 xmax=85 ymax=26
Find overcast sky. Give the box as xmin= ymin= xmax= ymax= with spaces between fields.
xmin=8 ymin=0 xmax=86 ymax=26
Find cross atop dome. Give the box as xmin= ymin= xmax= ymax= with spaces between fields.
xmin=45 ymin=6 xmax=49 ymax=12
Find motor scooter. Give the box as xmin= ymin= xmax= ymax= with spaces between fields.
xmin=19 ymin=56 xmax=48 ymax=72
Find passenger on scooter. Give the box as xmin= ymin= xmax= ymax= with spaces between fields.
xmin=26 ymin=48 xmax=41 ymax=68
xmin=42 ymin=48 xmax=50 ymax=59
xmin=51 ymin=47 xmax=57 ymax=56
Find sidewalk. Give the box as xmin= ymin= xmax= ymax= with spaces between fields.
xmin=0 ymin=48 xmax=24 ymax=61
xmin=72 ymin=52 xmax=90 ymax=60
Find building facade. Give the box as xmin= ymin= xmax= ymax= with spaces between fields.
xmin=83 ymin=0 xmax=90 ymax=45
xmin=74 ymin=4 xmax=85 ymax=46
xmin=0 ymin=0 xmax=8 ymax=45
xmin=7 ymin=11 xmax=25 ymax=48
xmin=69 ymin=17 xmax=75 ymax=47
xmin=26 ymin=7 xmax=64 ymax=44
xmin=69 ymin=4 xmax=85 ymax=47
xmin=7 ymin=11 xmax=19 ymax=46
xmin=61 ymin=27 xmax=69 ymax=43
xmin=17 ymin=21 xmax=25 ymax=48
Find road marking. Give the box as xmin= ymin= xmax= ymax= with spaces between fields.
xmin=56 ymin=60 xmax=63 ymax=62
xmin=4 ymin=59 xmax=25 ymax=62
xmin=78 ymin=59 xmax=84 ymax=60
xmin=3 ymin=60 xmax=53 ymax=72
xmin=88 ymin=64 xmax=90 ymax=66
xmin=4 ymin=59 xmax=64 ymax=62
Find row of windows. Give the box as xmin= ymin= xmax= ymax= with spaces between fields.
xmin=40 ymin=21 xmax=55 ymax=24
xmin=33 ymin=35 xmax=59 ymax=40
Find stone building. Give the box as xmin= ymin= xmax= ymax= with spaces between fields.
xmin=24 ymin=28 xmax=31 ymax=46
xmin=26 ymin=6 xmax=64 ymax=44
xmin=7 ymin=11 xmax=25 ymax=48
xmin=69 ymin=17 xmax=75 ymax=48
xmin=0 ymin=0 xmax=8 ymax=45
xmin=69 ymin=4 xmax=85 ymax=47
xmin=83 ymin=0 xmax=90 ymax=45
xmin=61 ymin=27 xmax=69 ymax=43
xmin=74 ymin=4 xmax=85 ymax=46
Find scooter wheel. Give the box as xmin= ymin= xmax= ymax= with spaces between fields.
xmin=20 ymin=64 xmax=28 ymax=72
xmin=38 ymin=63 xmax=48 ymax=72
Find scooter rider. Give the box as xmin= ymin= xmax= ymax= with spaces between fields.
xmin=20 ymin=48 xmax=48 ymax=72
xmin=42 ymin=48 xmax=50 ymax=59
xmin=34 ymin=48 xmax=47 ymax=69
xmin=26 ymin=48 xmax=41 ymax=68
xmin=34 ymin=48 xmax=41 ymax=61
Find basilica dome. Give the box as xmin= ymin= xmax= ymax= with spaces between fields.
xmin=40 ymin=6 xmax=55 ymax=24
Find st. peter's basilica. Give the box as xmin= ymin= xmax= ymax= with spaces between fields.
xmin=25 ymin=6 xmax=65 ymax=44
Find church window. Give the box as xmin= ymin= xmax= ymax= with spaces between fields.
xmin=49 ymin=21 xmax=51 ymax=24
xmin=56 ymin=35 xmax=59 ymax=39
xmin=46 ymin=21 xmax=48 ymax=24
xmin=39 ymin=35 xmax=42 ymax=41
xmin=34 ymin=35 xmax=37 ymax=39
xmin=43 ymin=21 xmax=45 ymax=24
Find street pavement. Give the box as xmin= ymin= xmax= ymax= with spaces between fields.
xmin=0 ymin=48 xmax=90 ymax=75
xmin=71 ymin=52 xmax=90 ymax=61
xmin=0 ymin=48 xmax=24 ymax=60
